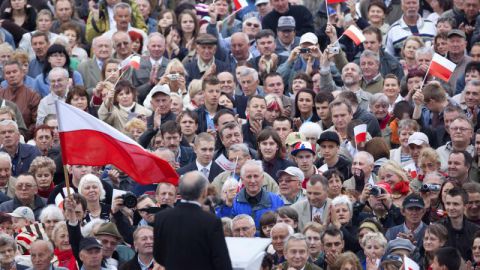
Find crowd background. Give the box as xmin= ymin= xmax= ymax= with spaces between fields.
xmin=0 ymin=0 xmax=478 ymax=269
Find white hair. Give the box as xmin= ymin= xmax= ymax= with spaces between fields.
xmin=331 ymin=195 xmax=353 ymax=213
xmin=0 ymin=152 xmax=12 ymax=167
xmin=39 ymin=205 xmax=65 ymax=223
xmin=221 ymin=178 xmax=239 ymax=193
xmin=240 ymin=159 xmax=263 ymax=178
xmin=232 ymin=214 xmax=255 ymax=227
xmin=271 ymin=223 xmax=294 ymax=236
xmin=113 ymin=2 xmax=132 ymax=15
xmin=48 ymin=67 xmax=69 ymax=81
xmin=81 ymin=218 xmax=107 ymax=237
xmin=78 ymin=174 xmax=106 ymax=201
xmin=239 ymin=67 xmax=259 ymax=82
xmin=299 ymin=122 xmax=322 ymax=139
xmin=356 ymin=151 xmax=374 ymax=165
xmin=0 ymin=119 xmax=18 ymax=131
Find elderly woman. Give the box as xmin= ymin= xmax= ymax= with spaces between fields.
xmin=124 ymin=118 xmax=147 ymax=142
xmin=265 ymin=94 xmax=284 ymax=124
xmin=370 ymin=93 xmax=392 ymax=147
xmin=39 ymin=205 xmax=65 ymax=240
xmin=0 ymin=233 xmax=27 ymax=270
xmin=303 ymin=222 xmax=323 ymax=265
xmin=78 ymin=174 xmax=110 ymax=222
xmin=417 ymin=147 xmax=444 ymax=178
xmin=389 ymin=119 xmax=419 ymax=166
xmin=361 ymin=232 xmax=388 ymax=269
xmin=215 ymin=178 xmax=238 ymax=218
xmin=330 ymin=195 xmax=361 ymax=253
xmin=378 ymin=160 xmax=411 ymax=207
xmin=52 ymin=221 xmax=77 ymax=270
xmin=298 ymin=121 xmax=322 ymax=152
xmin=98 ymin=80 xmax=152 ymax=132
xmin=420 ymin=223 xmax=447 ymax=269
xmin=29 ymin=156 xmax=56 ymax=199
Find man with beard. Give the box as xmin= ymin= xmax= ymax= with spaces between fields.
xmin=320 ymin=61 xmax=372 ymax=111
xmin=385 ymin=0 xmax=436 ymax=58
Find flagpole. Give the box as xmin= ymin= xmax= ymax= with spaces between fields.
xmin=419 ymin=62 xmax=433 ymax=91
xmin=63 ymin=165 xmax=71 ymax=197
xmin=55 ymin=101 xmax=72 ymax=197
xmin=326 ymin=0 xmax=330 ymax=24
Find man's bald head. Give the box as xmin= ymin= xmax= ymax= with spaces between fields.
xmin=179 ymin=171 xmax=208 ymax=201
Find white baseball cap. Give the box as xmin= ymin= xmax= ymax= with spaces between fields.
xmin=143 ymin=84 xmax=171 ymax=110
xmin=407 ymin=132 xmax=429 ymax=146
xmin=299 ymin=32 xmax=318 ymax=45
xmin=8 ymin=206 xmax=35 ymax=222
xmin=276 ymin=166 xmax=305 ymax=182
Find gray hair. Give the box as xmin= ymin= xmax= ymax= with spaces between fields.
xmin=92 ymin=34 xmax=111 ymax=48
xmin=240 ymin=159 xmax=263 ymax=178
xmin=342 ymin=63 xmax=362 ymax=75
xmin=112 ymin=31 xmax=132 ymax=42
xmin=271 ymin=223 xmax=294 ymax=236
xmin=113 ymin=2 xmax=132 ymax=15
xmin=228 ymin=143 xmax=251 ymax=158
xmin=0 ymin=119 xmax=18 ymax=131
xmin=81 ymin=218 xmax=106 ymax=237
xmin=239 ymin=67 xmax=259 ymax=81
xmin=221 ymin=217 xmax=233 ymax=233
xmin=361 ymin=232 xmax=387 ymax=249
xmin=360 ymin=50 xmax=380 ymax=63
xmin=397 ymin=119 xmax=420 ymax=132
xmin=232 ymin=214 xmax=255 ymax=227
xmin=465 ymin=79 xmax=480 ymax=89
xmin=299 ymin=122 xmax=322 ymax=139
xmin=178 ymin=171 xmax=209 ymax=201
xmin=331 ymin=195 xmax=353 ymax=213
xmin=0 ymin=152 xmax=12 ymax=167
xmin=32 ymin=239 xmax=54 ymax=254
xmin=231 ymin=32 xmax=250 ymax=44
xmin=39 ymin=205 xmax=65 ymax=223
xmin=48 ymin=67 xmax=69 ymax=81
xmin=356 ymin=151 xmax=374 ymax=165
xmin=78 ymin=174 xmax=106 ymax=201
xmin=0 ymin=233 xmax=16 ymax=250
xmin=221 ymin=178 xmax=239 ymax=193
xmin=369 ymin=93 xmax=389 ymax=108
xmin=423 ymin=171 xmax=446 ymax=183
xmin=148 ymin=32 xmax=166 ymax=43
xmin=415 ymin=46 xmax=433 ymax=59
xmin=284 ymin=233 xmax=308 ymax=252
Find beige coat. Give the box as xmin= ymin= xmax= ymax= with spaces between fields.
xmin=98 ymin=103 xmax=152 ymax=132
xmin=291 ymin=198 xmax=331 ymax=231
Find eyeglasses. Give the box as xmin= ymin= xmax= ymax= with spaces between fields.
xmin=246 ymin=22 xmax=260 ymax=28
xmin=16 ymin=183 xmax=36 ymax=189
xmin=115 ymin=41 xmax=130 ymax=47
xmin=450 ymin=127 xmax=472 ymax=132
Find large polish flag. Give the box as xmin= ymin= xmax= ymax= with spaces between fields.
xmin=429 ymin=53 xmax=456 ymax=82
xmin=55 ymin=101 xmax=178 ymax=186
xmin=344 ymin=25 xmax=366 ymax=45
xmin=233 ymin=0 xmax=249 ymax=10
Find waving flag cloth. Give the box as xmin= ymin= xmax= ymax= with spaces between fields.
xmin=119 ymin=54 xmax=141 ymax=70
xmin=55 ymin=101 xmax=178 ymax=186
xmin=354 ymin=124 xmax=367 ymax=144
xmin=326 ymin=0 xmax=346 ymax=3
xmin=343 ymin=25 xmax=366 ymax=45
xmin=233 ymin=0 xmax=248 ymax=10
xmin=428 ymin=53 xmax=456 ymax=82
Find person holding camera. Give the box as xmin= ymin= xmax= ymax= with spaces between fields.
xmin=385 ymin=194 xmax=427 ymax=247
xmin=354 ymin=182 xmax=404 ymax=230
xmin=419 ymin=171 xmax=446 ymax=224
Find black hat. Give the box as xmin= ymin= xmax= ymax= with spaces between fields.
xmin=402 ymin=193 xmax=425 ymax=209
xmin=447 ymin=29 xmax=466 ymax=39
xmin=317 ymin=131 xmax=340 ymax=146
xmin=196 ymin=33 xmax=217 ymax=45
xmin=79 ymin=237 xmax=103 ymax=251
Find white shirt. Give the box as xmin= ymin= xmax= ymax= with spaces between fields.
xmin=312 ymin=202 xmax=327 ymax=222
xmin=150 ymin=57 xmax=163 ymax=67
xmin=196 ymin=160 xmax=212 ymax=177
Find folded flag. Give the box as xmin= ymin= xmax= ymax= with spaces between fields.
xmin=428 ymin=53 xmax=456 ymax=82
xmin=55 ymin=101 xmax=178 ymax=186
xmin=404 ymin=163 xmax=417 ymax=179
xmin=119 ymin=54 xmax=141 ymax=70
xmin=233 ymin=0 xmax=249 ymax=10
xmin=344 ymin=25 xmax=366 ymax=45
xmin=354 ymin=124 xmax=367 ymax=144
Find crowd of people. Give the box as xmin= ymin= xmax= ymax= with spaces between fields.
xmin=0 ymin=0 xmax=478 ymax=269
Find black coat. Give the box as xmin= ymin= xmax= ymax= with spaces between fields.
xmin=195 ymin=105 xmax=230 ymax=134
xmin=153 ymin=202 xmax=232 ymax=270
xmin=176 ymin=161 xmax=225 ymax=182
xmin=438 ymin=217 xmax=480 ymax=261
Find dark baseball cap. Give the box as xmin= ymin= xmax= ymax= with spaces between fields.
xmin=447 ymin=29 xmax=466 ymax=39
xmin=317 ymin=131 xmax=340 ymax=146
xmin=79 ymin=237 xmax=102 ymax=251
xmin=402 ymin=193 xmax=425 ymax=209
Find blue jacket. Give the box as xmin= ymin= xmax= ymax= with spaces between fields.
xmin=231 ymin=188 xmax=284 ymax=229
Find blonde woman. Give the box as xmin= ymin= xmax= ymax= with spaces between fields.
xmin=124 ymin=118 xmax=147 ymax=142
xmin=158 ymin=59 xmax=188 ymax=98
xmin=378 ymin=160 xmax=411 ymax=207
xmin=185 ymin=79 xmax=204 ymax=110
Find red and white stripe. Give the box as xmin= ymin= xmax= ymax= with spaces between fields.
xmin=428 ymin=53 xmax=456 ymax=82
xmin=327 ymin=0 xmax=347 ymax=4
xmin=354 ymin=124 xmax=367 ymax=144
xmin=344 ymin=25 xmax=366 ymax=45
xmin=233 ymin=0 xmax=249 ymax=10
xmin=119 ymin=55 xmax=141 ymax=70
xmin=56 ymin=101 xmax=178 ymax=186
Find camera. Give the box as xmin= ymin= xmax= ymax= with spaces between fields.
xmin=121 ymin=192 xmax=137 ymax=208
xmin=167 ymin=73 xmax=179 ymax=81
xmin=370 ymin=186 xmax=384 ymax=197
xmin=327 ymin=46 xmax=340 ymax=55
xmin=299 ymin=48 xmax=311 ymax=54
xmin=420 ymin=183 xmax=441 ymax=193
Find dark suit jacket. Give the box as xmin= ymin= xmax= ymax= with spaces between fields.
xmin=195 ymin=105 xmax=230 ymax=133
xmin=184 ymin=58 xmax=230 ymax=86
xmin=176 ymin=160 xmax=225 ymax=182
xmin=132 ymin=57 xmax=169 ymax=104
xmin=153 ymin=202 xmax=232 ymax=270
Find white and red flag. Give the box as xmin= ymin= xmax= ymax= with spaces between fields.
xmin=119 ymin=54 xmax=141 ymax=70
xmin=233 ymin=0 xmax=248 ymax=10
xmin=354 ymin=124 xmax=367 ymax=144
xmin=428 ymin=53 xmax=456 ymax=82
xmin=56 ymin=101 xmax=178 ymax=186
xmin=404 ymin=255 xmax=420 ymax=270
xmin=344 ymin=25 xmax=366 ymax=45
xmin=326 ymin=0 xmax=347 ymax=4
